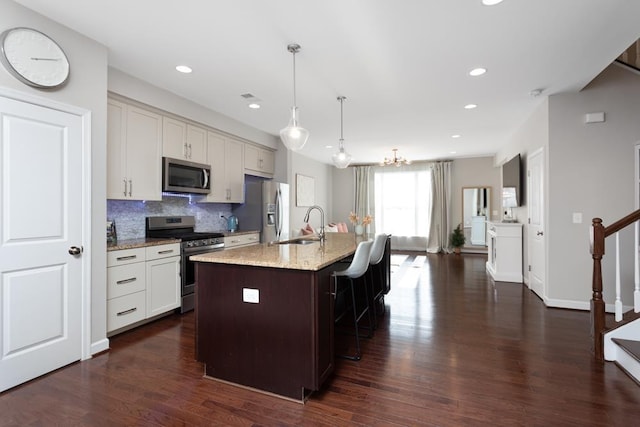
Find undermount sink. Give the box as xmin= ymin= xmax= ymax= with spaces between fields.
xmin=290 ymin=239 xmax=317 ymax=245
xmin=269 ymin=238 xmax=320 ymax=246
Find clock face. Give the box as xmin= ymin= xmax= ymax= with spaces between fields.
xmin=0 ymin=27 xmax=70 ymax=89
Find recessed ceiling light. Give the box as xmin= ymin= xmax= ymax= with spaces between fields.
xmin=175 ymin=65 xmax=192 ymax=73
xmin=325 ymin=145 xmax=333 ymax=149
xmin=452 ymin=134 xmax=461 ymax=139
xmin=464 ymin=104 xmax=477 ymax=109
xmin=482 ymin=0 xmax=504 ymax=5
xmin=450 ymin=151 xmax=457 ymax=154
xmin=248 ymin=103 xmax=261 ymax=109
xmin=469 ymin=67 xmax=486 ymax=76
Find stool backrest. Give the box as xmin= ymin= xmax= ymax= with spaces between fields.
xmin=369 ymin=234 xmax=388 ymax=265
xmin=338 ymin=240 xmax=373 ymax=279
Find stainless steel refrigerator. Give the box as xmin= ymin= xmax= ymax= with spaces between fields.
xmin=232 ymin=178 xmax=290 ymax=243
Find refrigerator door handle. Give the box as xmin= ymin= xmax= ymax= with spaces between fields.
xmin=275 ymin=188 xmax=282 ymax=240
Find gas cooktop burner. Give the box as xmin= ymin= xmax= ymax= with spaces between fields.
xmin=145 ymin=216 xmax=224 ymax=241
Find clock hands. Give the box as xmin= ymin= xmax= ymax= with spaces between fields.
xmin=30 ymin=57 xmax=61 ymax=61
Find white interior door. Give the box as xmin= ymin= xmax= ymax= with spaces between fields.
xmin=528 ymin=148 xmax=545 ymax=299
xmin=0 ymin=95 xmax=84 ymax=392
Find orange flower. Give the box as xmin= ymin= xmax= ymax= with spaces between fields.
xmin=348 ymin=211 xmax=359 ymax=225
xmin=349 ymin=212 xmax=373 ymax=226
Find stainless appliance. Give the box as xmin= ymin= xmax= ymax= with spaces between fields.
xmin=162 ymin=157 xmax=211 ymax=194
xmin=232 ymin=178 xmax=289 ymax=243
xmin=146 ymin=216 xmax=224 ymax=313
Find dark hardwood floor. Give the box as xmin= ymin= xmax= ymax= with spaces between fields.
xmin=1 ymin=253 xmax=639 ymax=426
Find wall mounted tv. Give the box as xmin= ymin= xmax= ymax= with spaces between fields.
xmin=502 ymin=153 xmax=521 ymax=206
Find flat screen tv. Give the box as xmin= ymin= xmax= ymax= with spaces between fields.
xmin=502 ymin=153 xmax=521 ymax=206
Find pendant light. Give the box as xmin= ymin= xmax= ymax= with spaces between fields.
xmin=332 ymin=96 xmax=352 ymax=168
xmin=279 ymin=44 xmax=309 ymax=151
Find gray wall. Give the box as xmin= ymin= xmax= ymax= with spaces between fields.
xmin=451 ymin=157 xmax=501 ymax=226
xmin=497 ymin=63 xmax=640 ymax=309
xmin=1 ymin=0 xmax=109 ymax=352
xmin=547 ymin=64 xmax=640 ymax=307
xmin=289 ymin=152 xmax=333 ymax=235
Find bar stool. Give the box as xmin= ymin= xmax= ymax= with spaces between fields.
xmin=368 ymin=233 xmax=389 ymax=328
xmin=332 ymin=240 xmax=374 ymax=361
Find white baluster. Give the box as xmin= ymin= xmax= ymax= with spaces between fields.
xmin=615 ymin=232 xmax=622 ymax=322
xmin=636 ymin=221 xmax=640 ymax=312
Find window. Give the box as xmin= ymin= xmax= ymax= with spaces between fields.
xmin=374 ymin=166 xmax=431 ymax=240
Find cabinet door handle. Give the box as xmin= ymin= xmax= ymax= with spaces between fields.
xmin=116 ymin=277 xmax=137 ymax=285
xmin=157 ymin=249 xmax=174 ymax=254
xmin=117 ymin=307 xmax=137 ymax=316
xmin=188 ymin=143 xmax=192 ymax=158
xmin=128 ymin=180 xmax=132 ymax=197
xmin=116 ymin=255 xmax=137 ymax=261
xmin=183 ymin=142 xmax=188 ymax=158
xmin=537 ymin=231 xmax=544 ymax=236
xmin=123 ymin=179 xmax=127 ymax=197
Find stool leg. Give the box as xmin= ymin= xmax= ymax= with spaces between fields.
xmin=345 ymin=277 xmax=361 ymax=360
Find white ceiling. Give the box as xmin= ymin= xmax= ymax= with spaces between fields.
xmin=13 ymin=0 xmax=640 ymax=165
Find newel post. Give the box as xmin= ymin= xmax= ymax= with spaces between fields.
xmin=590 ymin=218 xmax=606 ymax=362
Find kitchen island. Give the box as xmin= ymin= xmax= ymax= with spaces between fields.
xmin=191 ymin=233 xmax=359 ymax=401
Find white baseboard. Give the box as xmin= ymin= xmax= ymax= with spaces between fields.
xmin=90 ymin=338 xmax=110 ymax=356
xmin=544 ymin=298 xmax=589 ymax=311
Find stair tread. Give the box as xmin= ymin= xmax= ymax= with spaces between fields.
xmin=612 ymin=338 xmax=640 ymax=362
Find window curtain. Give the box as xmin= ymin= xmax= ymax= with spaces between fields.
xmin=373 ymin=162 xmax=431 ymax=251
xmin=354 ymin=166 xmax=375 ymax=234
xmin=427 ymin=161 xmax=452 ymax=253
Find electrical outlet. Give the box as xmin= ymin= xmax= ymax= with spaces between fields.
xmin=243 ymin=288 xmax=259 ymax=304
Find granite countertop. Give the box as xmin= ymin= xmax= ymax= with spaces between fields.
xmin=190 ymin=233 xmax=363 ymax=271
xmin=107 ymin=237 xmax=181 ymax=252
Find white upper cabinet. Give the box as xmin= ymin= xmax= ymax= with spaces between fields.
xmin=245 ymin=144 xmax=275 ymax=178
xmin=162 ymin=117 xmax=207 ymax=164
xmin=204 ymin=131 xmax=244 ymax=203
xmin=107 ymin=99 xmax=162 ymax=201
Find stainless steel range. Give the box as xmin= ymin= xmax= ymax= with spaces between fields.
xmin=146 ymin=216 xmax=224 ymax=313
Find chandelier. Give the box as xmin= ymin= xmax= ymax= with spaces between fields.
xmin=381 ymin=149 xmax=411 ymax=167
xmin=279 ymin=43 xmax=309 ymax=151
xmin=332 ymin=96 xmax=352 ymax=168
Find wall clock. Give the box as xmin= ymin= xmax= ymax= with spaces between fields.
xmin=0 ymin=27 xmax=70 ymax=89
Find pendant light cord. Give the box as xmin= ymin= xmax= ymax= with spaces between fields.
xmin=338 ymin=96 xmax=345 ymax=150
xmin=292 ymin=49 xmax=297 ymax=108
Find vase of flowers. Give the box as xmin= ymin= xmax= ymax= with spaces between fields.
xmin=349 ymin=211 xmax=373 ymax=236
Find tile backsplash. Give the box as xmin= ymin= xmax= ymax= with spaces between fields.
xmin=107 ymin=195 xmax=232 ymax=240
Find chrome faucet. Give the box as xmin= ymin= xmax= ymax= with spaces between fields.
xmin=303 ymin=205 xmax=325 ymax=243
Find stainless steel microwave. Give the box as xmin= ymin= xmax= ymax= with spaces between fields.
xmin=162 ymin=157 xmax=211 ymax=194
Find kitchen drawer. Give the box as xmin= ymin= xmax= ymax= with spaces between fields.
xmin=146 ymin=243 xmax=180 ymax=261
xmin=225 ymin=233 xmax=260 ymax=248
xmin=107 ymin=262 xmax=146 ymax=300
xmin=107 ymin=290 xmax=146 ymax=332
xmin=107 ymin=247 xmax=145 ymax=267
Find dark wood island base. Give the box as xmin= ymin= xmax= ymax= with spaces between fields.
xmin=195 ymin=259 xmax=337 ymax=401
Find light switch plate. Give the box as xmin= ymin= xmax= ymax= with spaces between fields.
xmin=242 ymin=288 xmax=259 ymax=304
xmin=572 ymin=212 xmax=582 ymax=224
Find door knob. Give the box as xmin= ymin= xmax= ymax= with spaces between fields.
xmin=68 ymin=246 xmax=83 ymax=256
xmin=536 ymin=231 xmax=544 ymax=236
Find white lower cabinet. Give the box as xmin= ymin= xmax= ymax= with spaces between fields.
xmin=107 ymin=243 xmax=180 ymax=334
xmin=224 ymin=232 xmax=260 ymax=248
xmin=145 ymin=245 xmax=181 ymax=317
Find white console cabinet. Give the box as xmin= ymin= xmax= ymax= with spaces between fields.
xmin=486 ymin=222 xmax=523 ymax=283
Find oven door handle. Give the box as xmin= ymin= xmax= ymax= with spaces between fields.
xmin=182 ymin=245 xmax=225 ymax=256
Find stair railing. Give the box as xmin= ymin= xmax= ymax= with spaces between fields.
xmin=591 ymin=211 xmax=640 ymax=361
